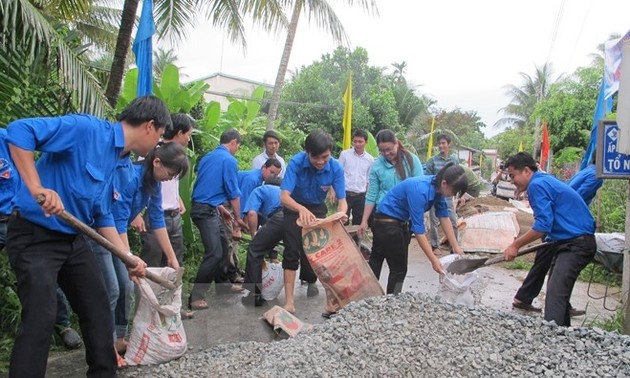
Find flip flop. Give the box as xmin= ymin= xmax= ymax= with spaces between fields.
xmin=181 ymin=310 xmax=195 ymax=319
xmin=321 ymin=311 xmax=337 ymax=319
xmin=512 ymin=301 xmax=542 ymax=312
xmin=116 ymin=353 xmax=127 ymax=369
xmin=189 ymin=299 xmax=209 ymax=310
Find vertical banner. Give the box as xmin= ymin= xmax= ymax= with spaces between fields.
xmin=581 ymin=80 xmax=613 ymax=169
xmin=540 ymin=122 xmax=550 ymax=170
xmin=616 ymin=40 xmax=630 ymax=154
xmin=342 ymin=74 xmax=353 ymax=150
xmin=604 ymin=29 xmax=630 ymax=99
xmin=427 ymin=116 xmax=435 ymax=160
xmin=133 ymin=0 xmax=155 ymax=97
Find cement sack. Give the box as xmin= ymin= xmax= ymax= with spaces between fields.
xmin=262 ymin=305 xmax=312 ymax=338
xmin=300 ymin=212 xmax=384 ymax=313
xmin=261 ymin=261 xmax=284 ymax=301
xmin=438 ymin=255 xmax=479 ymax=306
xmin=125 ymin=267 xmax=187 ymax=366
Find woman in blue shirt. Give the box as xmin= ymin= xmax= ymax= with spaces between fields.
xmin=358 ymin=129 xmax=423 ymax=236
xmin=370 ymin=163 xmax=467 ymax=294
xmin=97 ymin=142 xmax=188 ymax=359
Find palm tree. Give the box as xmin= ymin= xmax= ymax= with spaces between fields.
xmin=105 ymin=0 xmax=289 ymax=107
xmin=1 ymin=0 xmax=115 ymax=117
xmin=265 ymin=0 xmax=379 ymax=130
xmin=391 ymin=61 xmax=407 ymax=85
xmin=496 ymin=62 xmax=555 ymax=157
xmin=153 ymin=47 xmax=178 ymax=80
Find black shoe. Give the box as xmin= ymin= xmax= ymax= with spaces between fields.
xmin=307 ymin=283 xmax=319 ymax=297
xmin=241 ymin=293 xmax=266 ymax=307
xmin=56 ymin=326 xmax=83 ymax=350
xmin=570 ymin=307 xmax=586 ymax=317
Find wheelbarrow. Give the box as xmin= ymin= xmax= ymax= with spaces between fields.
xmin=586 ymin=248 xmax=624 ymax=311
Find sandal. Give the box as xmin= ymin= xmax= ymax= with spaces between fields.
xmin=512 ymin=300 xmax=542 ymax=313
xmin=181 ymin=310 xmax=195 ymax=319
xmin=116 ymin=353 xmax=127 ymax=369
xmin=189 ymin=299 xmax=209 ymax=310
xmin=321 ymin=311 xmax=337 ymax=319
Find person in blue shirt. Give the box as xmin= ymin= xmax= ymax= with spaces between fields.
xmin=189 ymin=129 xmax=244 ymax=310
xmin=1 ymin=129 xmax=83 ymax=351
xmin=241 ymin=178 xmax=283 ymax=306
xmin=112 ymin=143 xmax=188 ymax=352
xmin=369 ymin=162 xmax=467 ymax=294
xmin=238 ymin=158 xmax=282 ymax=218
xmin=280 ymin=130 xmax=347 ymax=314
xmin=503 ymin=152 xmax=596 ymax=327
xmin=512 ymin=155 xmax=603 ymax=318
xmin=5 ymin=96 xmax=168 ymax=377
xmin=139 ymin=113 xmax=194 ymax=268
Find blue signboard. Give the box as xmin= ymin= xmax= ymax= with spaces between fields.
xmin=596 ymin=120 xmax=630 ymax=178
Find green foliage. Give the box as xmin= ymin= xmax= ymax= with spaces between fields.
xmin=594 ymin=180 xmax=627 ymax=233
xmin=502 ymin=258 xmax=534 ymax=271
xmin=578 ymin=263 xmax=622 ymax=286
xmin=588 ymin=308 xmax=624 ymax=333
xmin=116 ymin=64 xmax=209 ymax=114
xmin=280 ymin=46 xmax=406 ymax=154
xmin=0 ymin=252 xmax=19 ymax=372
xmin=490 ymin=127 xmax=535 ymax=160
xmin=532 ymin=66 xmax=601 ymax=151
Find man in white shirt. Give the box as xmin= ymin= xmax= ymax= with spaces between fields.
xmin=252 ymin=130 xmax=286 ymax=178
xmin=337 ymin=129 xmax=374 ymax=225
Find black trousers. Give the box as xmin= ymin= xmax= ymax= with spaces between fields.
xmin=7 ymin=215 xmax=115 ymax=378
xmin=369 ymin=219 xmax=411 ymax=294
xmin=282 ymin=203 xmax=327 ymax=283
xmin=544 ymin=236 xmax=595 ymax=326
xmin=345 ymin=192 xmax=366 ymax=226
xmin=244 ymin=211 xmax=284 ymax=294
xmin=514 ymin=245 xmax=554 ymax=305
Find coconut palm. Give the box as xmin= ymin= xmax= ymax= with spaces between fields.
xmin=153 ymin=47 xmax=179 ymax=80
xmin=496 ymin=62 xmax=555 ymax=157
xmin=265 ymin=0 xmax=379 ymax=130
xmin=0 ymin=0 xmax=116 ymax=118
xmin=105 ymin=0 xmax=290 ymax=107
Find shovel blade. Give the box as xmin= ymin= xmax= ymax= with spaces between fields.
xmin=445 ymin=257 xmax=489 ymax=275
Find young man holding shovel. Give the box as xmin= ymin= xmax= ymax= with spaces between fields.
xmin=5 ymin=96 xmax=168 ymax=377
xmin=502 ymin=152 xmax=595 ymax=327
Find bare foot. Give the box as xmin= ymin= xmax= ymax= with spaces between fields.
xmin=433 ymin=248 xmax=443 ymax=256
xmin=283 ymin=303 xmax=296 ymax=314
xmin=115 ymin=338 xmax=127 ymax=355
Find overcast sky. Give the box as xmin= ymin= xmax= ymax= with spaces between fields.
xmin=166 ymin=0 xmax=630 ymax=137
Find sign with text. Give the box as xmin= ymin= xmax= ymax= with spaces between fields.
xmin=596 ymin=120 xmax=630 ymax=178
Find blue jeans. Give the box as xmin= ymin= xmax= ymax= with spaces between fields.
xmin=85 ymin=236 xmax=132 ymax=339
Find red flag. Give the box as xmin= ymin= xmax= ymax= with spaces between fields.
xmin=540 ymin=122 xmax=550 ymax=170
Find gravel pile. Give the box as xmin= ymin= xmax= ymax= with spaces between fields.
xmin=122 ymin=293 xmax=630 ymax=377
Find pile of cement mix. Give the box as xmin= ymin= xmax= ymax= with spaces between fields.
xmin=122 ymin=293 xmax=630 ymax=377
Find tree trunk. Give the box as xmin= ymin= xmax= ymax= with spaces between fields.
xmin=266 ymin=0 xmax=303 ymax=130
xmin=532 ymin=118 xmax=541 ymax=159
xmin=105 ymin=0 xmax=140 ymax=107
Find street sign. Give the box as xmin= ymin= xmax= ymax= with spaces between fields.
xmin=596 ymin=120 xmax=630 ymax=179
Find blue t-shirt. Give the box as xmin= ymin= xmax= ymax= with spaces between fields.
xmin=243 ymin=184 xmax=282 ymax=219
xmin=377 ymin=176 xmax=447 ymax=235
xmin=238 ymin=169 xmax=264 ymax=215
xmin=281 ymin=151 xmax=345 ymax=205
xmin=0 ymin=129 xmax=21 ymax=216
xmin=113 ymin=163 xmax=165 ymax=233
xmin=192 ymin=145 xmax=241 ymax=206
xmin=528 ymin=171 xmax=595 ymax=241
xmin=566 ymin=165 xmax=603 ymax=206
xmin=7 ymin=114 xmax=125 ymax=234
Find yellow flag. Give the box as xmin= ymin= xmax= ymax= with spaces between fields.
xmin=518 ymin=140 xmax=523 ymax=152
xmin=426 ymin=116 xmax=436 ymax=160
xmin=342 ymin=74 xmax=353 ymax=150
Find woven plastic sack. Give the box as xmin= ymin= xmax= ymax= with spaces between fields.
xmin=261 ymin=261 xmax=284 ymax=301
xmin=438 ymin=255 xmax=479 ymax=306
xmin=125 ymin=267 xmax=187 ymax=366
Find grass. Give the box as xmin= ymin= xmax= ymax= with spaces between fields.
xmin=502 ymin=257 xmax=534 ymax=271
xmin=501 ymin=258 xmax=620 ymax=287
xmin=587 ymin=308 xmax=625 ymax=333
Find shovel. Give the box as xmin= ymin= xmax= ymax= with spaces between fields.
xmin=446 ymin=242 xmax=555 ymax=275
xmin=36 ymin=196 xmax=176 ymax=290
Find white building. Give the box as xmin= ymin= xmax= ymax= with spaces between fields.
xmin=194 ymin=72 xmax=273 ymax=110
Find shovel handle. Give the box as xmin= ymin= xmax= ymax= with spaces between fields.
xmin=484 ymin=241 xmax=555 ymax=266
xmin=36 ymin=196 xmax=176 ymax=290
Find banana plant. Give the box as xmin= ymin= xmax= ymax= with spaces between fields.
xmin=116 ymin=64 xmax=209 ymax=113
